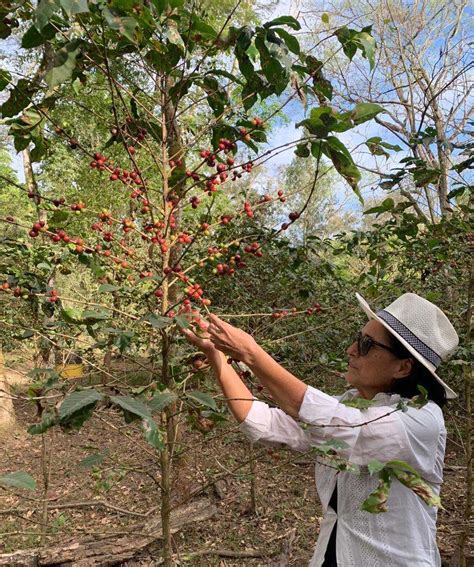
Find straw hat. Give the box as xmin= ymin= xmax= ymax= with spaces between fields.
xmin=356 ymin=292 xmax=459 ymax=398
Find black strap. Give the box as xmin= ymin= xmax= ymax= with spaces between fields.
xmin=321 ymin=483 xmax=338 ymax=566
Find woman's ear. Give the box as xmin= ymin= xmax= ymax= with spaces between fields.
xmin=393 ymin=357 xmax=414 ymax=379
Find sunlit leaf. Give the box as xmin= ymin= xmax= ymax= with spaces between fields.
xmin=0 ymin=471 xmax=36 ymax=491
xmin=45 ymin=42 xmax=80 ymax=88
xmin=59 ymin=389 xmax=103 ymax=419
xmin=186 ymin=391 xmax=217 ymax=411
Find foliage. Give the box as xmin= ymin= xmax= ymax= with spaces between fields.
xmin=0 ymin=3 xmax=471 ymax=561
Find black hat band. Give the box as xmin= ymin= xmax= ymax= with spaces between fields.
xmin=376 ymin=310 xmax=442 ymax=367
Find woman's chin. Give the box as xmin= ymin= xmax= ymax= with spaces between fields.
xmin=344 ymin=370 xmax=357 ymax=387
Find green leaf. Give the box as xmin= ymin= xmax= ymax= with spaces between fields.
xmin=366 ymin=137 xmax=389 ymax=158
xmin=379 ymin=140 xmax=402 ymax=152
xmin=321 ymin=439 xmax=349 ymax=450
xmin=364 ymin=198 xmax=395 ymax=216
xmin=341 ymin=396 xmax=375 ymax=409
xmin=145 ymin=313 xmax=172 ymax=329
xmin=82 ymin=309 xmax=110 ymax=321
xmin=0 ymin=79 xmax=34 ymax=118
xmin=110 ymin=395 xmax=152 ymax=422
xmin=385 ymin=459 xmax=422 ymax=477
xmin=35 ymin=0 xmax=60 ymax=31
xmin=0 ymin=69 xmax=11 ymax=91
xmin=367 ymin=459 xmax=385 ymax=475
xmin=48 ymin=209 xmax=70 ymax=227
xmin=198 ymin=76 xmax=229 ymax=117
xmin=174 ymin=314 xmax=191 ymax=330
xmin=19 ymin=329 xmax=35 ymax=339
xmin=207 ymin=69 xmax=244 ymax=85
xmin=322 ymin=137 xmax=362 ymax=199
xmin=59 ymin=389 xmax=103 ymax=419
xmin=79 ymin=451 xmax=107 ymax=469
xmin=294 ymin=142 xmax=310 ymax=158
xmin=102 ymin=7 xmax=137 ymax=42
xmin=142 ymin=418 xmax=164 ymax=450
xmin=60 ymin=306 xmax=84 ymax=323
xmin=413 ymin=166 xmax=440 ymax=188
xmin=311 ymin=141 xmax=323 ymax=159
xmin=28 ymin=413 xmax=57 ymax=435
xmin=186 ymin=391 xmax=217 ymax=411
xmin=313 ymin=439 xmax=350 ymax=455
xmin=254 ymin=34 xmax=291 ymax=96
xmin=273 ymin=28 xmax=300 ymax=54
xmin=22 ymin=24 xmax=57 ymax=49
xmin=149 ymin=391 xmax=177 ymax=412
xmin=45 ymin=42 xmax=80 ymax=89
xmin=321 ymin=13 xmax=330 ymax=24
xmin=98 ymin=284 xmax=122 ymax=293
xmin=60 ymin=0 xmax=89 ymax=16
xmin=115 ymin=331 xmax=134 ymax=353
xmin=190 ymin=15 xmax=218 ymax=41
xmin=297 ymin=107 xmax=351 ymax=137
xmin=0 ymin=471 xmax=36 ymax=491
xmin=361 ymin=470 xmax=391 ymax=513
xmin=61 ymin=404 xmax=97 ymax=430
xmin=351 ymin=102 xmax=384 ymax=125
xmin=30 ymin=135 xmax=49 ymax=162
xmin=390 ymin=468 xmax=442 ymax=508
xmin=335 ymin=26 xmax=358 ymax=61
xmin=263 ymin=16 xmax=301 ymax=30
xmin=356 ymin=31 xmax=376 ymax=70
xmin=235 ymin=27 xmax=255 ymax=81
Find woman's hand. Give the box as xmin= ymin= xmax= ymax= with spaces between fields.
xmin=179 ymin=317 xmax=217 ymax=357
xmin=206 ymin=313 xmax=259 ymax=365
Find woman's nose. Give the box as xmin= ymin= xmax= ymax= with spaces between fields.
xmin=347 ymin=340 xmax=358 ymax=357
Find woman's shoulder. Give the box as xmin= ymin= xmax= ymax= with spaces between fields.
xmin=336 ymin=389 xmax=445 ymax=425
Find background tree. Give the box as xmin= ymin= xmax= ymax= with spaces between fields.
xmin=301 ymin=0 xmax=473 ymax=220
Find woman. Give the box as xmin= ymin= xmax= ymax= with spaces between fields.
xmin=181 ymin=292 xmax=458 ymax=566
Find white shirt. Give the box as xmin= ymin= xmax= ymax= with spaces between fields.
xmin=239 ymin=386 xmax=446 ymax=566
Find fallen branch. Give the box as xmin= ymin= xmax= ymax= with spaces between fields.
xmin=0 ymin=499 xmax=149 ymax=518
xmin=0 ymin=497 xmax=217 ymax=566
xmin=180 ymin=548 xmax=278 ymax=559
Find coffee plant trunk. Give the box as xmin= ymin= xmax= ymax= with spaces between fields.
xmin=0 ymin=350 xmax=15 ymax=432
xmin=157 ymin=76 xmax=187 ymax=567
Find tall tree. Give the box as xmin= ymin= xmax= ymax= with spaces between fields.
xmin=302 ymin=0 xmax=472 ymax=220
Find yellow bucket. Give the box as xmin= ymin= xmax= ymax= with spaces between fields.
xmin=56 ymin=364 xmax=83 ymax=379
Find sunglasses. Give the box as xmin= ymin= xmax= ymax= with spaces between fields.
xmin=355 ymin=331 xmax=397 ymax=356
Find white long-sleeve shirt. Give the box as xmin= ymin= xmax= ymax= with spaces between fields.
xmin=239 ymin=386 xmax=446 ymax=566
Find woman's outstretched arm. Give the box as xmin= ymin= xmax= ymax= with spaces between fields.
xmin=204 ymin=314 xmax=308 ymax=418
xmin=180 ymin=324 xmax=254 ymax=422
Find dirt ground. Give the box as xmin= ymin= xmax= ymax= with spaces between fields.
xmin=0 ymin=388 xmax=470 ymax=566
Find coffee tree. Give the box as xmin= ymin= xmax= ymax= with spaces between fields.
xmin=0 ymin=1 xmax=443 ymax=562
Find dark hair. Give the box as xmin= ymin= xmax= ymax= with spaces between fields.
xmin=385 ymin=332 xmax=447 ymax=409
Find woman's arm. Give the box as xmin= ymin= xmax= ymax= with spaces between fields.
xmin=179 ymin=323 xmax=254 ymax=422
xmin=206 ymin=314 xmax=307 ymax=418
xmin=205 ymin=349 xmax=254 ymax=422
xmin=244 ymin=343 xmax=307 ymax=418
xmin=180 ymin=321 xmax=314 ymax=452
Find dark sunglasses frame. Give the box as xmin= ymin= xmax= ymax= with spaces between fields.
xmin=356 ymin=331 xmax=397 ymax=357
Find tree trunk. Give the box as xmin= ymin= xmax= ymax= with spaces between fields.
xmin=450 ymin=234 xmax=473 ymax=567
xmin=0 ymin=349 xmax=16 ymax=431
